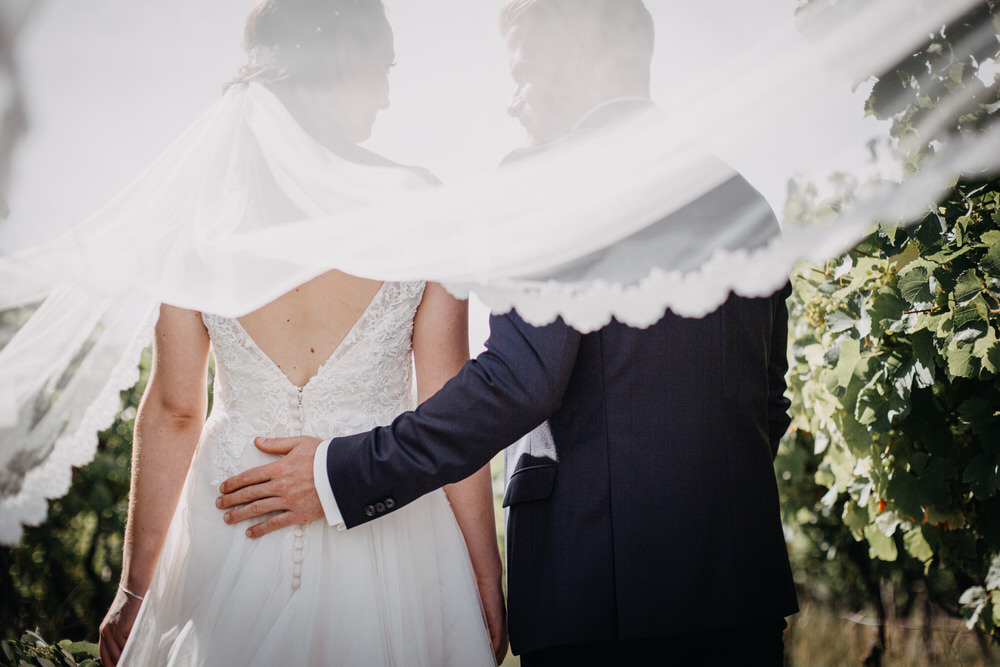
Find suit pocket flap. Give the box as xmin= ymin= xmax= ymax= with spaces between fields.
xmin=502 ymin=463 xmax=556 ymax=507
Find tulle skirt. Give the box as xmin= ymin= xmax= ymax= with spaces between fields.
xmin=118 ymin=441 xmax=495 ymax=666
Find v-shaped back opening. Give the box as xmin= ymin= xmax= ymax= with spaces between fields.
xmin=230 ymin=281 xmax=389 ymax=391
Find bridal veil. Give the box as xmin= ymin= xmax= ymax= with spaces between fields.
xmin=0 ymin=0 xmax=998 ymax=541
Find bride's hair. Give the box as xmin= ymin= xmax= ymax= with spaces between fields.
xmin=229 ymin=0 xmax=389 ymax=89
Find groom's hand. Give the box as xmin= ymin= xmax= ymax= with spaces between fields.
xmin=217 ymin=435 xmax=324 ymax=538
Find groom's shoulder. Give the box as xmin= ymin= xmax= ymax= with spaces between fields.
xmin=489 ymin=308 xmax=572 ymax=333
xmin=485 ymin=309 xmax=582 ymax=356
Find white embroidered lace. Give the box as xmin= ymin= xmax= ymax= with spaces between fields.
xmin=116 ymin=278 xmax=496 ymax=666
xmin=199 ymin=280 xmax=425 ymax=484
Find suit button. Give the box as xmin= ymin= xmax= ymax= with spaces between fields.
xmin=364 ymin=505 xmax=376 ymax=517
xmin=384 ymin=498 xmax=395 ymax=509
xmin=375 ymin=502 xmax=386 ymax=514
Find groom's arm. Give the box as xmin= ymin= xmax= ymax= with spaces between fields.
xmin=328 ymin=309 xmax=581 ymax=528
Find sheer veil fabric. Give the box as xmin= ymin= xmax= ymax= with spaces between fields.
xmin=1 ymin=0 xmax=999 ymax=541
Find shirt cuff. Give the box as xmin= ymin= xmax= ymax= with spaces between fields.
xmin=313 ymin=439 xmax=346 ymax=530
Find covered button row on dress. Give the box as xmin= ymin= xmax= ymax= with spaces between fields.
xmin=291 ymin=524 xmax=305 ymax=592
xmin=291 ymin=386 xmax=305 ymax=592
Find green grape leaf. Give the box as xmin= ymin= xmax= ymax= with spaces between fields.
xmin=963 ymin=452 xmax=1000 ymax=500
xmin=922 ymin=459 xmax=956 ymax=508
xmin=58 ymin=641 xmax=98 ymax=658
xmin=927 ymin=245 xmax=973 ymax=265
xmin=888 ymin=471 xmax=924 ymax=520
xmin=869 ymin=70 xmax=915 ymax=119
xmin=871 ymin=287 xmax=907 ymax=333
xmin=947 ymin=343 xmax=977 ymax=378
xmin=954 ymin=323 xmax=988 ymax=346
xmin=950 ymin=61 xmax=967 ymax=84
xmin=982 ymin=242 xmax=1000 ymax=278
xmin=856 ymin=372 xmax=888 ymax=426
xmin=908 ymin=452 xmax=931 ymax=474
xmin=899 ymin=265 xmax=933 ymax=304
xmin=986 ymin=554 xmax=1000 ymax=591
xmin=836 ymin=338 xmax=861 ymax=388
xmin=854 ymin=234 xmax=883 ymax=257
xmin=875 ymin=510 xmax=901 ymax=536
xmin=960 ymin=586 xmax=988 ymax=625
xmin=959 ymin=396 xmax=999 ymax=429
xmin=856 ymin=308 xmax=873 ymax=339
xmin=843 ymin=501 xmax=869 ymax=536
xmin=903 ymin=526 xmax=934 ymax=564
xmin=915 ymin=210 xmax=947 ymax=246
xmin=954 ymin=269 xmax=983 ymax=305
xmin=909 ymin=329 xmax=938 ymax=374
xmin=864 ymin=524 xmax=899 ymax=561
xmin=827 ymin=310 xmax=858 ymax=334
xmin=842 ymin=412 xmax=874 ymax=452
xmin=925 ymin=505 xmax=966 ymax=530
xmin=893 ymin=353 xmax=934 ymax=396
xmin=844 ymin=257 xmax=883 ymax=291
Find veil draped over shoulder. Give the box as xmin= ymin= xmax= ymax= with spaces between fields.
xmin=0 ymin=0 xmax=998 ymax=542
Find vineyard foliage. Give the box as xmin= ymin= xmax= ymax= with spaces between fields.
xmin=781 ymin=0 xmax=1000 ymax=634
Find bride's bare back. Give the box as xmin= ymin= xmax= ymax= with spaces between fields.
xmin=236 ymin=270 xmax=383 ymax=388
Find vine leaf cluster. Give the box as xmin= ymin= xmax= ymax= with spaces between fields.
xmin=784 ymin=0 xmax=1000 ymax=637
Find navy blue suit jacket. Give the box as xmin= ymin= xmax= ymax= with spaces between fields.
xmin=326 ymin=178 xmax=799 ymax=653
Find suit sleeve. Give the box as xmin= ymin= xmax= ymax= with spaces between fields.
xmin=767 ymin=282 xmax=793 ymax=458
xmin=327 ymin=310 xmax=581 ymax=528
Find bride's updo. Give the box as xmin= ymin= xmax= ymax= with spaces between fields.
xmin=231 ymin=0 xmax=389 ymax=87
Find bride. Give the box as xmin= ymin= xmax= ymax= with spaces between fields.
xmin=96 ymin=1 xmax=506 ymax=665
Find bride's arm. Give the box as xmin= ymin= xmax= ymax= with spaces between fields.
xmin=412 ymin=283 xmax=508 ymax=665
xmin=99 ymin=304 xmax=210 ymax=667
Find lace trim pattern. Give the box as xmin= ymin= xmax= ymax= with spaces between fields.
xmin=445 ymin=234 xmax=805 ymax=332
xmin=200 ymin=281 xmax=425 ymax=484
xmin=0 ymin=299 xmax=158 ymax=544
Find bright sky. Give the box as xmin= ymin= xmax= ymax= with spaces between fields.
xmin=2 ymin=0 xmax=880 ymax=348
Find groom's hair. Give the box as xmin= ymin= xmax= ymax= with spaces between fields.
xmin=499 ymin=0 xmax=655 ymax=76
xmin=233 ymin=0 xmax=389 ymax=87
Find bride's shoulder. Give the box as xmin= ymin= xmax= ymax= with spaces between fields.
xmin=353 ymin=150 xmax=439 ymax=185
xmin=334 ymin=145 xmax=439 ymax=185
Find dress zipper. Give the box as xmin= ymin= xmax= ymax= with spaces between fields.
xmin=296 ymin=387 xmax=305 ymax=432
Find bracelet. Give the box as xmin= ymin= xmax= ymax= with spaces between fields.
xmin=119 ymin=584 xmax=145 ymax=602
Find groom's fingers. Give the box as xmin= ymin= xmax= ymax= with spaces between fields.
xmin=217 ymin=481 xmax=278 ymax=510
xmin=219 ymin=462 xmax=274 ymax=494
xmin=254 ymin=435 xmax=298 ymax=454
xmin=223 ymin=496 xmax=287 ymax=525
xmin=246 ymin=511 xmax=296 ymax=539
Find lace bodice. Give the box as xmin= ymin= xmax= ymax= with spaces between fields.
xmin=200 ymin=281 xmax=425 ymax=484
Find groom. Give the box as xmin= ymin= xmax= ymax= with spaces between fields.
xmin=218 ymin=0 xmax=798 ymax=663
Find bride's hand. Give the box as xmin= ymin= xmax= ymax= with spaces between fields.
xmin=99 ymin=588 xmax=143 ymax=667
xmin=478 ymin=575 xmax=509 ymax=665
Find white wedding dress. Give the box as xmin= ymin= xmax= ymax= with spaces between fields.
xmin=118 ymin=280 xmax=495 ymax=666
